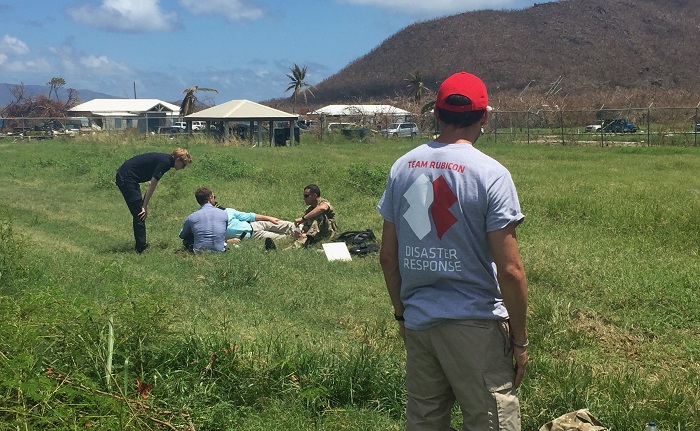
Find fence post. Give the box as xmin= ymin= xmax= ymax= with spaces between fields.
xmin=493 ymin=110 xmax=498 ymax=144
xmin=526 ymin=109 xmax=531 ymax=145
xmin=560 ymin=108 xmax=565 ymax=146
xmin=647 ymin=103 xmax=652 ymax=146
xmin=695 ymin=102 xmax=699 ymax=147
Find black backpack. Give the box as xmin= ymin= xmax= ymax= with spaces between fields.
xmin=336 ymin=229 xmax=379 ymax=257
xmin=336 ymin=229 xmax=376 ymax=245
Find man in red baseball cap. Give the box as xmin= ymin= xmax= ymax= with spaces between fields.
xmin=378 ymin=71 xmax=529 ymax=430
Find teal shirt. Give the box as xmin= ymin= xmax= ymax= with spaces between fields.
xmin=225 ymin=208 xmax=256 ymax=239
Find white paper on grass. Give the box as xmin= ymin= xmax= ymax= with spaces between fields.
xmin=322 ymin=242 xmax=352 ymax=261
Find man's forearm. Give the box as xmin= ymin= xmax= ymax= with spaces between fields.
xmin=500 ymin=274 xmax=528 ymax=343
xmin=489 ymin=224 xmax=528 ymax=343
xmin=379 ymin=221 xmax=404 ymax=316
xmin=142 ymin=178 xmax=159 ymax=208
xmin=255 ymin=214 xmax=278 ymax=223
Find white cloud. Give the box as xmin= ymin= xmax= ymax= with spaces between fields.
xmin=0 ymin=35 xmax=30 ymax=55
xmin=179 ymin=0 xmax=265 ymax=22
xmin=79 ymin=55 xmax=132 ymax=75
xmin=67 ymin=0 xmax=177 ymax=32
xmin=0 ymin=58 xmax=52 ymax=73
xmin=45 ymin=44 xmax=131 ymax=77
xmin=338 ymin=0 xmax=554 ymax=17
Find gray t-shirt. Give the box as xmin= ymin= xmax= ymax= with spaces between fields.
xmin=377 ymin=141 xmax=524 ymax=330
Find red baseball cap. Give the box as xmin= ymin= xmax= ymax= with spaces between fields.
xmin=435 ymin=72 xmax=488 ymax=112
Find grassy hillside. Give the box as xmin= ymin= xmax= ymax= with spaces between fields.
xmin=1 ymin=135 xmax=699 ymax=430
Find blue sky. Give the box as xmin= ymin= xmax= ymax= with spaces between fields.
xmin=0 ymin=0 xmax=554 ymax=104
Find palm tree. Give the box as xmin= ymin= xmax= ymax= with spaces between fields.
xmin=405 ymin=70 xmax=428 ymax=102
xmin=47 ymin=77 xmax=66 ymax=100
xmin=285 ymin=64 xmax=315 ymax=113
xmin=180 ymin=86 xmax=218 ymax=117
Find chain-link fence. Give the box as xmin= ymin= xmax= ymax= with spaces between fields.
xmin=476 ymin=106 xmax=700 ymax=146
xmin=2 ymin=105 xmax=700 ymax=145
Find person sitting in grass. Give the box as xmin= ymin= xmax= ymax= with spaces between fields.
xmin=179 ymin=187 xmax=228 ymax=253
xmin=222 ymin=205 xmax=296 ymax=250
xmin=291 ymin=184 xmax=338 ymax=248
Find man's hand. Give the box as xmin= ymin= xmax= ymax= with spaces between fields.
xmin=513 ymin=346 xmax=528 ymax=388
xmin=138 ymin=207 xmax=147 ymax=221
xmin=398 ymin=321 xmax=406 ymax=343
xmin=269 ymin=217 xmax=280 ymax=224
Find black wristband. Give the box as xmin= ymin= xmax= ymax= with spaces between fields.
xmin=394 ymin=314 xmax=405 ymax=321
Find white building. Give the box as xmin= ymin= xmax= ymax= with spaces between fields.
xmin=69 ymin=99 xmax=180 ymax=132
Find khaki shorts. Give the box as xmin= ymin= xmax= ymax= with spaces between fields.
xmin=405 ymin=319 xmax=520 ymax=431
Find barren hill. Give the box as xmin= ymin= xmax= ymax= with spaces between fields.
xmin=307 ymin=0 xmax=700 ymax=109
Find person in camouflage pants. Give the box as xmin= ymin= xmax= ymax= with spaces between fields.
xmin=292 ymin=184 xmax=338 ymax=247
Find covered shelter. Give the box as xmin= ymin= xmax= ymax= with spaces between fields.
xmin=186 ymin=99 xmax=298 ymax=146
xmin=69 ymin=99 xmax=180 ymax=132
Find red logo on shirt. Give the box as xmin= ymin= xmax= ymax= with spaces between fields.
xmin=403 ymin=174 xmax=457 ymax=240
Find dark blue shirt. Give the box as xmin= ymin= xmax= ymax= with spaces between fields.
xmin=117 ymin=152 xmax=174 ymax=183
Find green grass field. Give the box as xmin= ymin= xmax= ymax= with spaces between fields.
xmin=1 ymin=134 xmax=699 ymax=430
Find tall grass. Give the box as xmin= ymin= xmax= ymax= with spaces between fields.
xmin=0 ymin=136 xmax=699 ymax=430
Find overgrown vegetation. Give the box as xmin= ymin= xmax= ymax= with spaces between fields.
xmin=1 ymin=136 xmax=699 ymax=430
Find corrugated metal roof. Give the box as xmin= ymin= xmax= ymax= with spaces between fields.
xmin=70 ymin=99 xmax=180 ymax=114
xmin=185 ymin=99 xmax=297 ymax=120
xmin=309 ymin=104 xmax=411 ymax=116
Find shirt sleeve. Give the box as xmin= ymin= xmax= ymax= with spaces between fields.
xmin=151 ymin=155 xmax=173 ymax=180
xmin=377 ymin=167 xmax=396 ymax=223
xmin=486 ymin=171 xmax=524 ymax=232
xmin=179 ymin=215 xmax=192 ymax=239
xmin=225 ymin=208 xmax=256 ymax=223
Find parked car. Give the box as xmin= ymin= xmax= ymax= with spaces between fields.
xmin=696 ymin=123 xmax=700 ymax=132
xmin=586 ymin=119 xmax=638 ymax=133
xmin=381 ymin=122 xmax=419 ymax=138
xmin=173 ymin=121 xmax=205 ymax=131
xmin=326 ymin=122 xmax=355 ymax=133
xmin=156 ymin=126 xmax=188 ymax=136
xmin=585 ymin=119 xmax=604 ymax=133
xmin=341 ymin=125 xmax=373 ymax=140
xmin=603 ymin=118 xmax=638 ymax=133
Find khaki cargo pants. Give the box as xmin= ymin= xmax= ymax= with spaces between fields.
xmin=405 ymin=319 xmax=520 ymax=431
xmin=292 ymin=214 xmax=337 ymax=248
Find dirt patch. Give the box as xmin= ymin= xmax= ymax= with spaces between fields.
xmin=570 ymin=308 xmax=646 ymax=360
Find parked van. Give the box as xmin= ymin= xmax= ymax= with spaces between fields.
xmin=381 ymin=122 xmax=419 ymax=138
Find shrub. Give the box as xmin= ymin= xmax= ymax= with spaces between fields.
xmin=194 ymin=153 xmax=255 ymax=181
xmin=345 ymin=162 xmax=389 ymax=195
